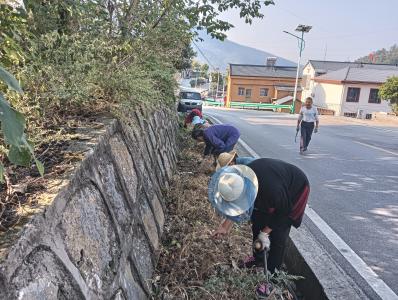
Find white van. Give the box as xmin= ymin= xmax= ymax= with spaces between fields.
xmin=177 ymin=88 xmax=203 ymax=112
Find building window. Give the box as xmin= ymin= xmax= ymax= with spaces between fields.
xmin=260 ymin=88 xmax=269 ymax=97
xmin=368 ymin=88 xmax=381 ymax=103
xmin=346 ymin=87 xmax=360 ymax=102
xmin=245 ymin=89 xmax=252 ymax=97
xmin=238 ymin=87 xmax=245 ymax=96
xmin=365 ymin=113 xmax=372 ymax=119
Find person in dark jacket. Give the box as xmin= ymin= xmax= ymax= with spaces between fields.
xmin=211 ymin=158 xmax=310 ymax=273
xmin=192 ymin=124 xmax=240 ymax=157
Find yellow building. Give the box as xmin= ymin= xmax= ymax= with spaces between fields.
xmin=226 ymin=62 xmax=302 ymax=107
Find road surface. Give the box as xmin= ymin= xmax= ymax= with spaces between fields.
xmin=205 ymin=107 xmax=398 ymax=299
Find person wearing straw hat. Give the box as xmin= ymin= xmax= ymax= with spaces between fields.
xmin=216 ymin=151 xmax=256 ymax=170
xmin=209 ymin=158 xmax=310 ymax=297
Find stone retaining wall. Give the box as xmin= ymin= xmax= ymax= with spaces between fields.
xmin=0 ymin=106 xmax=178 ymax=299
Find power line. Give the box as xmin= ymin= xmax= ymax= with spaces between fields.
xmin=192 ymin=40 xmax=218 ymax=71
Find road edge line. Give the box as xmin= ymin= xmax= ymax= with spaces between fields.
xmin=207 ymin=113 xmax=398 ymax=300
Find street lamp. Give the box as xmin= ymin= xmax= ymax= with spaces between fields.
xmin=215 ymin=68 xmax=220 ymax=100
xmin=284 ymin=24 xmax=312 ymax=114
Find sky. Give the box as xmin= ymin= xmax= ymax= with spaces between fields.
xmin=219 ymin=0 xmax=398 ymax=63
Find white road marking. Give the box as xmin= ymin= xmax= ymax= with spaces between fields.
xmin=207 ymin=112 xmax=398 ymax=300
xmin=305 ymin=207 xmax=398 ymax=300
xmin=354 ymin=141 xmax=398 ymax=156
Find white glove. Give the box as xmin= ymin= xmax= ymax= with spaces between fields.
xmin=257 ymin=231 xmax=270 ymax=251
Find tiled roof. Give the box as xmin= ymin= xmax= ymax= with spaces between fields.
xmin=309 ymin=60 xmax=398 ymax=74
xmin=315 ymin=66 xmax=398 ymax=83
xmin=274 ymin=96 xmax=293 ymax=104
xmin=275 ymin=85 xmax=302 ymax=92
xmin=230 ymin=64 xmax=300 ymax=78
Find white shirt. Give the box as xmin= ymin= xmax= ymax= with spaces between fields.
xmin=299 ymin=106 xmax=319 ymax=123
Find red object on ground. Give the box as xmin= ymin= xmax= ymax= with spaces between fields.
xmin=184 ymin=109 xmax=203 ymax=125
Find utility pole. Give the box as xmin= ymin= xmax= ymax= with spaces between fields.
xmin=216 ymin=69 xmax=220 ymax=100
xmin=284 ymin=24 xmax=312 ymax=114
xmin=221 ymin=74 xmax=225 ymax=98
xmin=195 ymin=68 xmax=200 ymax=88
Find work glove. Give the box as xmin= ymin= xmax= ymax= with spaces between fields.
xmin=314 ymin=127 xmax=318 ymax=133
xmin=254 ymin=231 xmax=270 ymax=252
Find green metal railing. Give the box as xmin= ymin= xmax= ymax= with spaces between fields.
xmin=204 ymin=98 xmax=223 ymax=106
xmin=203 ymin=99 xmax=293 ymax=110
xmin=230 ymin=102 xmax=292 ymax=110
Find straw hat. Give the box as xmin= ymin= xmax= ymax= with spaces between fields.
xmin=208 ymin=165 xmax=258 ymax=222
xmin=216 ymin=151 xmax=237 ymax=170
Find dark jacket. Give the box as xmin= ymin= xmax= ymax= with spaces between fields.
xmin=203 ymin=124 xmax=240 ymax=155
xmin=248 ymin=158 xmax=309 ymax=229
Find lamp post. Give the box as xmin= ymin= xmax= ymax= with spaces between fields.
xmin=284 ymin=24 xmax=312 ymax=114
xmin=215 ymin=68 xmax=220 ymax=100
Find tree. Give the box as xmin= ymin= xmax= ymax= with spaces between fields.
xmin=379 ymin=76 xmax=398 ymax=114
xmin=0 ymin=66 xmax=43 ymax=182
xmin=357 ymin=44 xmax=398 ymax=65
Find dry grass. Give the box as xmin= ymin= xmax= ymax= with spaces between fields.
xmin=152 ymin=129 xmax=302 ymax=300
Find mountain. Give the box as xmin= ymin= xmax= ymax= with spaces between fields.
xmin=193 ymin=33 xmax=295 ymax=71
xmin=356 ymin=44 xmax=398 ymax=65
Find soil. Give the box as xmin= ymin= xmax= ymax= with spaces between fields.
xmin=0 ymin=114 xmax=113 ymax=261
xmin=152 ymin=128 xmax=302 ymax=300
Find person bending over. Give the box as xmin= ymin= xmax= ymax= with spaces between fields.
xmin=184 ymin=109 xmax=203 ymax=128
xmin=216 ymin=151 xmax=255 ymax=169
xmin=192 ymin=124 xmax=240 ymax=157
xmin=209 ymin=158 xmax=310 ymax=298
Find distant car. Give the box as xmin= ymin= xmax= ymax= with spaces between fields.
xmin=178 ymin=89 xmax=203 ymax=112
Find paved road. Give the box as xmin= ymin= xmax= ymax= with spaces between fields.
xmin=205 ymin=107 xmax=398 ymax=298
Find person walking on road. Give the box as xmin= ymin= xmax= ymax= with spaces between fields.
xmin=297 ymin=97 xmax=319 ymax=154
xmin=209 ymin=158 xmax=310 ymax=298
xmin=192 ymin=124 xmax=240 ymax=157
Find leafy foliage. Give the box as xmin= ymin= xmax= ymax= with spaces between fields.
xmin=0 ymin=0 xmax=273 ymax=182
xmin=0 ymin=3 xmax=28 ymax=67
xmin=0 ymin=66 xmax=43 ymax=181
xmin=357 ymin=44 xmax=398 ymax=65
xmin=379 ymin=76 xmax=398 ymax=113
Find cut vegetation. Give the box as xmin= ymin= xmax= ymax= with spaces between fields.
xmin=153 ymin=128 xmax=303 ymax=300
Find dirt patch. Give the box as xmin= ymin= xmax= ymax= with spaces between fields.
xmin=152 ymin=129 xmax=302 ymax=300
xmin=0 ymin=115 xmax=113 ymax=261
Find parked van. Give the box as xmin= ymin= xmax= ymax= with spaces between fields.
xmin=178 ymin=88 xmax=203 ymax=112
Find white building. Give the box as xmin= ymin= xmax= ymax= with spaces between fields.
xmin=301 ymin=60 xmax=398 ymax=118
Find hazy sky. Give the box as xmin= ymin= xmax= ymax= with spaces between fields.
xmin=219 ymin=0 xmax=398 ymax=63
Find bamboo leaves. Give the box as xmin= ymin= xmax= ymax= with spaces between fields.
xmin=0 ymin=66 xmax=43 ymax=182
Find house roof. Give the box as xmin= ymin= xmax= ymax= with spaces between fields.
xmin=230 ymin=64 xmax=300 ymax=79
xmin=273 ymin=95 xmax=301 ymax=104
xmin=314 ymin=66 xmax=398 ymax=84
xmin=274 ymin=85 xmax=302 ymax=92
xmin=308 ymin=60 xmax=398 ymax=74
xmin=274 ymin=96 xmax=293 ymax=104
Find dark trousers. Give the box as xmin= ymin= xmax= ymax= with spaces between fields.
xmin=300 ymin=121 xmax=315 ymax=150
xmin=251 ymin=210 xmax=291 ymax=273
